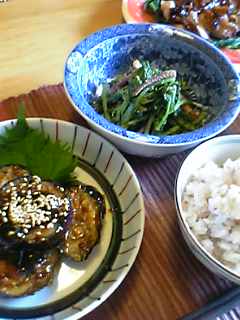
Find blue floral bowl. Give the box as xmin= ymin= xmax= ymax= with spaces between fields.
xmin=64 ymin=24 xmax=240 ymax=157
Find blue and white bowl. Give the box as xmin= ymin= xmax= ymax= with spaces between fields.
xmin=64 ymin=23 xmax=240 ymax=157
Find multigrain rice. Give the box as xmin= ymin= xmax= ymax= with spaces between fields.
xmin=182 ymin=158 xmax=240 ymax=274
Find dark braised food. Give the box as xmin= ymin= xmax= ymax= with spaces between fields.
xmin=0 ymin=167 xmax=106 ymax=296
xmin=144 ymin=0 xmax=240 ymax=40
xmin=0 ymin=175 xmax=71 ymax=248
xmin=0 ymin=165 xmax=29 ymax=189
xmin=0 ymin=248 xmax=60 ymax=297
xmin=0 ymin=112 xmax=106 ymax=297
xmin=64 ymin=185 xmax=105 ymax=261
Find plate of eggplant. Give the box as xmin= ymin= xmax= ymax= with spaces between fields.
xmin=0 ymin=113 xmax=144 ymax=319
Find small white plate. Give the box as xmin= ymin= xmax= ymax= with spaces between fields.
xmin=0 ymin=118 xmax=145 ymax=320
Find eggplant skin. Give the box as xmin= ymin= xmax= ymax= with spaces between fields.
xmin=0 ymin=165 xmax=29 ymax=189
xmin=0 ymin=176 xmax=72 ymax=250
xmin=0 ymin=249 xmax=60 ymax=297
xmin=64 ymin=185 xmax=105 ymax=261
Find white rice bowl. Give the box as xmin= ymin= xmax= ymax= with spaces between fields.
xmin=182 ymin=157 xmax=240 ymax=275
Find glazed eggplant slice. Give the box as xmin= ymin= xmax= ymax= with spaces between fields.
xmin=0 ymin=248 xmax=60 ymax=297
xmin=0 ymin=165 xmax=29 ymax=189
xmin=64 ymin=184 xmax=105 ymax=261
xmin=0 ymin=175 xmax=72 ymax=249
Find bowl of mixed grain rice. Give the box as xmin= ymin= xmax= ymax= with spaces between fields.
xmin=175 ymin=135 xmax=240 ymax=284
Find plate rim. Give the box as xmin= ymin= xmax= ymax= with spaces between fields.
xmin=0 ymin=118 xmax=145 ymax=320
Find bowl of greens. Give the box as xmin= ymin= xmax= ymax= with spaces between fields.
xmin=64 ymin=23 xmax=240 ymax=157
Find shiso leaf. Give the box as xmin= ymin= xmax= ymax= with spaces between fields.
xmin=0 ymin=105 xmax=79 ymax=184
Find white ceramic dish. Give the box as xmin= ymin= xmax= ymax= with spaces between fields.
xmin=175 ymin=135 xmax=240 ymax=284
xmin=0 ymin=118 xmax=144 ymax=319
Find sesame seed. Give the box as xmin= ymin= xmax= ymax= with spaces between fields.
xmin=47 ymin=223 xmax=54 ymax=229
xmin=9 ymin=182 xmax=15 ymax=187
xmin=2 ymin=217 xmax=8 ymax=223
xmin=17 ymin=232 xmax=23 ymax=237
xmin=23 ymin=228 xmax=29 ymax=234
xmin=20 ymin=183 xmax=27 ymax=188
xmin=40 ymin=225 xmax=45 ymax=229
xmin=8 ymin=231 xmax=15 ymax=236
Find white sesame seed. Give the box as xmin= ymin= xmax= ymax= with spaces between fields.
xmin=2 ymin=217 xmax=8 ymax=223
xmin=47 ymin=223 xmax=54 ymax=229
xmin=21 ymin=183 xmax=27 ymax=187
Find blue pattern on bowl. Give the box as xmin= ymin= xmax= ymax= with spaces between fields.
xmin=64 ymin=24 xmax=240 ymax=145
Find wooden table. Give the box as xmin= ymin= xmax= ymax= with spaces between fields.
xmin=0 ymin=85 xmax=237 ymax=320
xmin=0 ymin=0 xmax=122 ymax=101
xmin=0 ymin=1 xmax=238 ymax=319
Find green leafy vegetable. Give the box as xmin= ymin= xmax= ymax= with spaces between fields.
xmin=144 ymin=0 xmax=161 ymax=14
xmin=213 ymin=38 xmax=240 ymax=49
xmin=92 ymin=60 xmax=212 ymax=135
xmin=0 ymin=106 xmax=79 ymax=184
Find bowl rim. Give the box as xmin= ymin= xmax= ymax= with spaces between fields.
xmin=64 ymin=23 xmax=240 ymax=146
xmin=174 ymin=134 xmax=240 ymax=281
xmin=0 ymin=117 xmax=145 ymax=318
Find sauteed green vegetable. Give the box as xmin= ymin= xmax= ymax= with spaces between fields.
xmin=92 ymin=60 xmax=213 ymax=135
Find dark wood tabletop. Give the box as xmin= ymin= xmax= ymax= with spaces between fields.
xmin=0 ymin=84 xmax=239 ymax=320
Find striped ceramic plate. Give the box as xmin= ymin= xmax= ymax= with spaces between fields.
xmin=0 ymin=118 xmax=144 ymax=320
